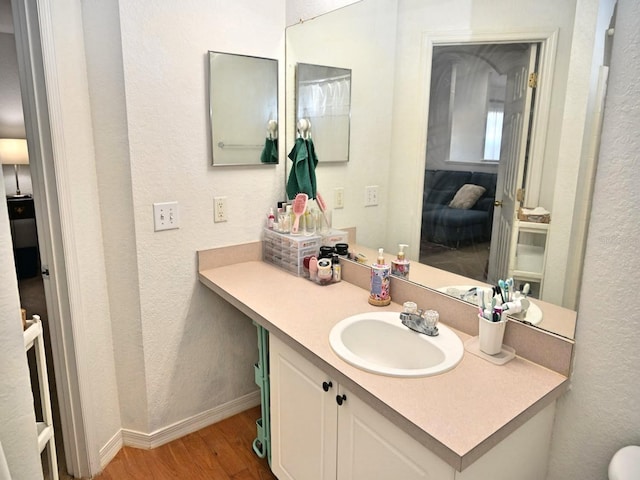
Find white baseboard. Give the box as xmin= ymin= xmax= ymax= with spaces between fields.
xmin=99 ymin=430 xmax=123 ymax=470
xmin=99 ymin=390 xmax=261 ymax=467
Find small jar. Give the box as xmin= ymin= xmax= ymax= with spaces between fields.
xmin=335 ymin=243 xmax=349 ymax=257
xmin=319 ymin=245 xmax=336 ymax=259
xmin=317 ymin=258 xmax=333 ymax=282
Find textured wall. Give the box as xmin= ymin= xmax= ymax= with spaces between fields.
xmin=89 ymin=0 xmax=287 ymax=433
xmin=547 ymin=0 xmax=640 ymax=478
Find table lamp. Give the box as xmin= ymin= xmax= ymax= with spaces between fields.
xmin=0 ymin=138 xmax=30 ymax=198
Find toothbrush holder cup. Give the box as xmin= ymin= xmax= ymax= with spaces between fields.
xmin=478 ymin=314 xmax=507 ymax=355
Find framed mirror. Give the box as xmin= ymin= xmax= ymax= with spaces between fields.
xmin=286 ymin=0 xmax=612 ymax=340
xmin=296 ymin=63 xmax=352 ymax=162
xmin=208 ymin=51 xmax=278 ymax=166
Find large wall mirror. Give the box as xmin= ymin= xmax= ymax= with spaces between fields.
xmin=209 ymin=51 xmax=278 ymax=166
xmin=286 ymin=0 xmax=615 ymax=340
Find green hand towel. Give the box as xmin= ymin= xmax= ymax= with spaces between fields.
xmin=286 ymin=137 xmax=318 ymax=199
xmin=260 ymin=138 xmax=278 ymax=164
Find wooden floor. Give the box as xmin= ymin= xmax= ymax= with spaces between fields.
xmin=92 ymin=406 xmax=276 ymax=480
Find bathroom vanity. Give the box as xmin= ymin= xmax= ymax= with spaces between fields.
xmin=198 ymin=243 xmax=573 ymax=479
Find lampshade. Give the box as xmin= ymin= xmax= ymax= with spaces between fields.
xmin=0 ymin=139 xmax=29 ymax=165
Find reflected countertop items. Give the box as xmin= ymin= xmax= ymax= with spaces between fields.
xmin=348 ymin=244 xmax=576 ymax=339
xmin=435 ymin=285 xmax=543 ymax=326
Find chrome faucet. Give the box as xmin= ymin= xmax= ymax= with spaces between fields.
xmin=400 ymin=308 xmax=439 ymax=336
xmin=460 ymin=287 xmax=478 ymax=302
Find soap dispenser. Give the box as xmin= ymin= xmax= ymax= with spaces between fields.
xmin=391 ymin=244 xmax=410 ymax=279
xmin=369 ymin=248 xmax=391 ymax=306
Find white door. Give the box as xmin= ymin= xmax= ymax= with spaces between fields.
xmin=270 ymin=335 xmax=338 ymax=480
xmin=487 ymin=44 xmax=539 ymax=284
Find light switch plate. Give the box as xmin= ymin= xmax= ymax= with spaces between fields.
xmin=365 ymin=185 xmax=379 ymax=207
xmin=334 ymin=187 xmax=345 ymax=209
xmin=153 ymin=202 xmax=179 ymax=231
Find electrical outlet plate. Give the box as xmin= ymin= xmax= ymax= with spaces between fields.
xmin=153 ymin=201 xmax=179 ymax=231
xmin=334 ymin=187 xmax=345 ymax=209
xmin=214 ymin=196 xmax=227 ymax=222
xmin=365 ymin=185 xmax=379 ymax=207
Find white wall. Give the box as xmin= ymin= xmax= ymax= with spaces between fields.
xmin=81 ymin=0 xmax=287 ymax=438
xmin=547 ymin=0 xmax=640 ymax=477
xmin=117 ymin=0 xmax=285 ymax=433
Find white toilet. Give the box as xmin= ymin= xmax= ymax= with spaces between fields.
xmin=609 ymin=446 xmax=640 ymax=480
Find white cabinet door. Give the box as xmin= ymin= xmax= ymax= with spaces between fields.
xmin=337 ymin=390 xmax=455 ymax=480
xmin=270 ymin=335 xmax=338 ymax=480
xmin=270 ymin=335 xmax=555 ymax=480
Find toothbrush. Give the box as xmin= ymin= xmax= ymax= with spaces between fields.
xmin=483 ymin=288 xmax=492 ymax=311
xmin=506 ymin=278 xmax=514 ymax=301
xmin=291 ymin=193 xmax=308 ymax=234
xmin=497 ymin=281 xmax=506 ymax=303
xmin=315 ymin=192 xmax=330 ymax=229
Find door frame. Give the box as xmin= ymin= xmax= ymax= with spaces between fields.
xmin=413 ymin=29 xmax=558 ymax=271
xmin=11 ymin=0 xmax=94 ymax=476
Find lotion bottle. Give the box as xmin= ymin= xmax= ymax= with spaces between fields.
xmin=369 ymin=248 xmax=391 ymax=306
xmin=391 ymin=244 xmax=410 ymax=279
xmin=267 ymin=208 xmax=275 ymax=229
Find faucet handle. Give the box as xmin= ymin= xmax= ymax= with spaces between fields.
xmin=422 ymin=310 xmax=439 ymax=336
xmin=402 ymin=301 xmax=418 ymax=314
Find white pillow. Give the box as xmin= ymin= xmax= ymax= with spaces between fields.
xmin=448 ymin=184 xmax=486 ymax=209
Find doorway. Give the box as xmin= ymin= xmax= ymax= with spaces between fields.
xmin=419 ymin=42 xmax=539 ymax=284
xmin=1 ymin=12 xmax=69 ymax=479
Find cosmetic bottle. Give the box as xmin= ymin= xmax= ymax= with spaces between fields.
xmin=332 ymin=254 xmax=341 ymax=282
xmin=369 ymin=248 xmax=391 ymax=306
xmin=267 ymin=208 xmax=275 ymax=229
xmin=391 ymin=244 xmax=410 ymax=279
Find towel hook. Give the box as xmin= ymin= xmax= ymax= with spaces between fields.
xmin=297 ymin=118 xmax=311 ymax=139
xmin=267 ymin=119 xmax=278 ymax=140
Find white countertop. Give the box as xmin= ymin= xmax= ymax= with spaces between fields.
xmin=199 ymin=260 xmax=568 ymax=471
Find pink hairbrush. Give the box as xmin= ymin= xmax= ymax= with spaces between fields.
xmin=291 ymin=193 xmax=308 ymax=234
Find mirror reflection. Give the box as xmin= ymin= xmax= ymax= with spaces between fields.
xmin=296 ymin=63 xmax=352 ymax=162
xmin=421 ymin=43 xmax=537 ymax=287
xmin=209 ymin=51 xmax=278 ymax=166
xmin=285 ymin=0 xmax=610 ymax=340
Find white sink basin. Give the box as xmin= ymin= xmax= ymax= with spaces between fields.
xmin=329 ymin=312 xmax=464 ymax=377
